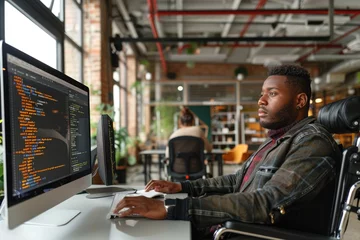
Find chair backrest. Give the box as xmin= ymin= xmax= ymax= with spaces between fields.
xmin=167 ymin=136 xmax=206 ymax=181
xmin=317 ymin=95 xmax=360 ymax=237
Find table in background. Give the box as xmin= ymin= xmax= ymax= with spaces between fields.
xmin=140 ymin=149 xmax=225 ymax=184
xmin=139 ymin=149 xmax=166 ymax=184
xmin=0 ymin=185 xmax=191 ymax=240
xmin=211 ymin=149 xmax=225 ymax=176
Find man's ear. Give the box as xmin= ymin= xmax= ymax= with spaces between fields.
xmin=296 ymin=93 xmax=308 ymax=109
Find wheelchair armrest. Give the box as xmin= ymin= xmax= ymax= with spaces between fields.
xmin=214 ymin=221 xmax=335 ymax=240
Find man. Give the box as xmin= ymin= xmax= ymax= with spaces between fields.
xmin=114 ymin=65 xmax=341 ymax=238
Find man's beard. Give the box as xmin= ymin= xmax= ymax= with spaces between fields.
xmin=260 ymin=102 xmax=296 ymax=130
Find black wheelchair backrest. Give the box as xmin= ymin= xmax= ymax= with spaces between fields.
xmin=318 ymin=96 xmax=360 ymax=134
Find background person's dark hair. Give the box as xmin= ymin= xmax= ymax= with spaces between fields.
xmin=268 ymin=65 xmax=312 ymax=109
xmin=179 ymin=107 xmax=194 ymax=126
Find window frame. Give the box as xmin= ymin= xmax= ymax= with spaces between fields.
xmin=0 ymin=0 xmax=83 ymax=82
xmin=64 ymin=0 xmax=83 ymax=82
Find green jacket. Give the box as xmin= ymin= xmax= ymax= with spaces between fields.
xmin=168 ymin=117 xmax=341 ymax=234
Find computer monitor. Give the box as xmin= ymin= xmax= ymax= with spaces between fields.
xmin=92 ymin=114 xmax=116 ymax=185
xmin=0 ymin=41 xmax=92 ymax=229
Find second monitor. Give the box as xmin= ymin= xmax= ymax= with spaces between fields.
xmin=95 ymin=114 xmax=116 ymax=185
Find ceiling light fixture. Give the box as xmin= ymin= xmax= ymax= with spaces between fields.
xmin=145 ymin=72 xmax=152 ymax=81
xmin=348 ymin=87 xmax=355 ymax=95
xmin=314 ymin=77 xmax=321 ymax=84
xmin=237 ymin=73 xmax=244 ymax=81
xmin=315 ymin=98 xmax=323 ymax=103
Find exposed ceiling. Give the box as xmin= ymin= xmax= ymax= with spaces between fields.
xmin=111 ymin=0 xmax=360 ymax=80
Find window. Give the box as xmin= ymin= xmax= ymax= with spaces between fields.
xmin=5 ymin=1 xmax=57 ymax=69
xmin=40 ymin=0 xmax=63 ymax=20
xmin=113 ymin=84 xmax=120 ymax=129
xmin=2 ymin=0 xmax=84 ymax=82
xmin=64 ymin=39 xmax=81 ymax=81
xmin=64 ymin=0 xmax=83 ymax=82
xmin=65 ymin=0 xmax=81 ymax=46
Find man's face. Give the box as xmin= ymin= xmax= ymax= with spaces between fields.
xmin=258 ymin=75 xmax=298 ymax=130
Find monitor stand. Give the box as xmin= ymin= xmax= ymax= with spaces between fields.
xmin=0 ymin=197 xmax=80 ymax=227
xmin=85 ymin=186 xmax=136 ymax=199
xmin=24 ymin=209 xmax=80 ymax=227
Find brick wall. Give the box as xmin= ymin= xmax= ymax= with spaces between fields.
xmin=164 ymin=62 xmax=268 ymax=81
xmin=156 ymin=62 xmax=319 ymax=81
xmin=125 ymin=56 xmax=137 ymax=137
xmin=83 ymin=0 xmax=112 ymax=135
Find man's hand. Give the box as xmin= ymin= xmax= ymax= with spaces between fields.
xmin=113 ymin=196 xmax=167 ymax=219
xmin=145 ymin=180 xmax=182 ymax=193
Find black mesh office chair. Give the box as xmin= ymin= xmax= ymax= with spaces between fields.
xmin=214 ymin=96 xmax=360 ymax=240
xmin=165 ymin=136 xmax=207 ymax=182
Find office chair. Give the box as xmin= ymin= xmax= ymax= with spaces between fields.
xmin=222 ymin=144 xmax=249 ymax=164
xmin=165 ymin=136 xmax=207 ymax=181
xmin=214 ymin=96 xmax=360 ymax=240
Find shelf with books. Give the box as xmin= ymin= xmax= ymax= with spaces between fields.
xmin=240 ymin=112 xmax=267 ymax=150
xmin=211 ymin=106 xmax=239 ymax=151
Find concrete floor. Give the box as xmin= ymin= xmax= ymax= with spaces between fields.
xmin=125 ymin=163 xmax=360 ymax=240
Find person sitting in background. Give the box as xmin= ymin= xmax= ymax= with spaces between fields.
xmin=165 ymin=106 xmax=212 ymax=158
xmin=114 ymin=65 xmax=341 ymax=239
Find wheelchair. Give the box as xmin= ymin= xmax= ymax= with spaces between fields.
xmin=214 ymin=96 xmax=360 ymax=240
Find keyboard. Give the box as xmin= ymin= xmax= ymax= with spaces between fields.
xmin=107 ymin=192 xmax=141 ymax=219
xmin=106 ymin=190 xmax=187 ymax=219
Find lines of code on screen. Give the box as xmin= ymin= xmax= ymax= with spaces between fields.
xmin=6 ymin=59 xmax=90 ymax=197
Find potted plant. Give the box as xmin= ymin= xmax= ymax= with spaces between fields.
xmin=114 ymin=127 xmax=130 ymax=183
xmin=114 ymin=126 xmax=140 ymax=183
xmin=151 ymin=104 xmax=178 ymax=148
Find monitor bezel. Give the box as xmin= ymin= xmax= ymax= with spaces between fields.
xmin=0 ymin=41 xmax=92 ymax=209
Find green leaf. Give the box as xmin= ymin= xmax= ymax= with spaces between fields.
xmin=127 ymin=156 xmax=137 ymax=166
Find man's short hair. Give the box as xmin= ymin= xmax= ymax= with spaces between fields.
xmin=268 ymin=65 xmax=312 ymax=106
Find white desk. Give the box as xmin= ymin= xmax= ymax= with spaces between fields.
xmin=0 ymin=188 xmax=191 ymax=240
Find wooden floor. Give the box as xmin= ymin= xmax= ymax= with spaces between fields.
xmin=126 ymin=164 xmax=360 ymax=240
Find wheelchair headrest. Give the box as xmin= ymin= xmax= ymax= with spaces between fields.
xmin=318 ymin=96 xmax=360 ymax=134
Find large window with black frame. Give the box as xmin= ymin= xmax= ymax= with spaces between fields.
xmin=1 ymin=0 xmax=83 ymax=82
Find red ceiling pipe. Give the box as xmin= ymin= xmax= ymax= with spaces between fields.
xmin=147 ymin=0 xmax=167 ymax=74
xmin=240 ymin=0 xmax=267 ymax=37
xmin=297 ymin=25 xmax=360 ymax=62
xmin=178 ymin=43 xmax=191 ymax=54
xmin=157 ymin=9 xmax=360 ymax=16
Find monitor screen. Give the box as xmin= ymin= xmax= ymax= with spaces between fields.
xmin=0 ymin=41 xmax=92 ymax=229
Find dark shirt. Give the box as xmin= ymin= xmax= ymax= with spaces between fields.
xmin=240 ymin=122 xmax=298 ymax=188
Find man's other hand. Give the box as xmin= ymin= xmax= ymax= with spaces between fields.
xmin=113 ymin=196 xmax=167 ymax=219
xmin=145 ymin=180 xmax=182 ymax=193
